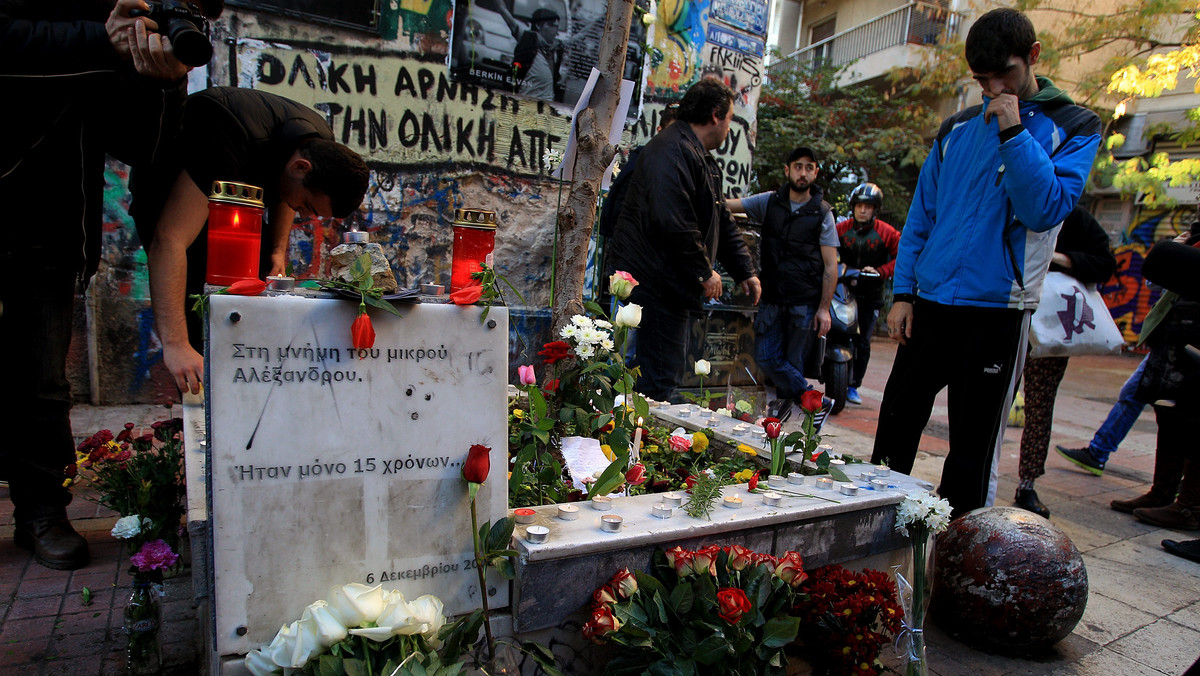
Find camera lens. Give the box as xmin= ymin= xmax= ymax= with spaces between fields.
xmin=166 ymin=18 xmax=212 ymax=66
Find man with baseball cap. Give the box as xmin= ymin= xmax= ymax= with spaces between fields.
xmin=728 ymin=146 xmax=838 ymax=417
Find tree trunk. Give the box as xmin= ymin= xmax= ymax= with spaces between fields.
xmin=549 ymin=0 xmax=635 ymax=335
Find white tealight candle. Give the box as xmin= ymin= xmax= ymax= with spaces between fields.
xmin=525 ymin=525 xmax=549 ymax=544
xmin=829 ymin=458 xmax=846 ymax=468
xmin=651 ymin=503 xmax=673 ymax=519
xmin=787 ymin=472 xmax=805 ymax=485
xmin=557 ymin=504 xmax=580 ymax=521
xmin=591 ymin=496 xmax=613 ymax=511
xmin=767 ymin=475 xmax=787 ymax=489
xmin=600 ymin=514 xmax=623 ymax=532
xmin=723 ymin=494 xmax=744 ymax=509
xmin=816 ymin=477 xmax=835 ymax=490
xmin=761 ymin=492 xmax=782 ymax=507
xmin=662 ymin=492 xmax=683 ymax=507
xmin=870 ymin=479 xmax=889 ymax=491
xmin=839 ymin=483 xmax=859 ymax=496
xmin=875 ymin=464 xmax=891 ymax=477
xmin=860 ymin=471 xmax=877 ymax=482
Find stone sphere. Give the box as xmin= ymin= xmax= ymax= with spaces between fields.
xmin=930 ymin=506 xmax=1087 ymax=653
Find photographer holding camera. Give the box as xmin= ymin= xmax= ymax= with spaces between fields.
xmin=0 ymin=0 xmax=222 ymax=570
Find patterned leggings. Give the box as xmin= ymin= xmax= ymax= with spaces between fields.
xmin=1018 ymin=355 xmax=1070 ymax=482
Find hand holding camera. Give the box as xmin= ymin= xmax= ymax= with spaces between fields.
xmin=106 ymin=0 xmax=214 ymax=79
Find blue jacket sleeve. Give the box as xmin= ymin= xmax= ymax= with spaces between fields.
xmin=999 ymin=127 xmax=1101 ymax=233
xmin=894 ymin=138 xmax=941 ymax=296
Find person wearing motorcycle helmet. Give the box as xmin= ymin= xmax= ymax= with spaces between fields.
xmin=835 ymin=183 xmax=900 ymax=405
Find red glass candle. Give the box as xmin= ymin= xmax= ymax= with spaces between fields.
xmin=206 ymin=181 xmax=265 ymax=286
xmin=450 ymin=208 xmax=497 ymax=292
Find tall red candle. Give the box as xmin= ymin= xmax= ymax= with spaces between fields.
xmin=450 ymin=208 xmax=497 ymax=293
xmin=206 ymin=181 xmax=265 ymax=286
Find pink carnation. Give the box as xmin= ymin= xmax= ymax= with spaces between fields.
xmin=131 ymin=539 xmax=179 ymax=572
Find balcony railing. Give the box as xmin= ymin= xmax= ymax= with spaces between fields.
xmin=770 ymin=1 xmax=963 ymax=74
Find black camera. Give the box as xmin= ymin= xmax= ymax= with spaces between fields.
xmin=130 ymin=1 xmax=213 ymax=68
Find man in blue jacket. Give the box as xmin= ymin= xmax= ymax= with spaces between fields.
xmin=870 ymin=8 xmax=1101 ymax=517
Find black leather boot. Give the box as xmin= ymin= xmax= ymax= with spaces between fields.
xmin=1014 ymin=488 xmax=1050 ymax=518
xmin=15 ymin=517 xmax=89 ymax=570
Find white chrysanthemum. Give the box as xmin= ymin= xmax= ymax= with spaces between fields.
xmin=895 ymin=491 xmax=952 ymax=536
xmin=600 ymin=338 xmax=614 ymax=351
xmin=575 ymin=343 xmax=596 ymax=359
xmin=579 ymin=328 xmax=608 ymax=345
xmin=594 ymin=319 xmax=612 ymax=329
xmin=571 ymin=314 xmax=594 ymax=329
xmin=560 ymin=324 xmax=579 ymax=339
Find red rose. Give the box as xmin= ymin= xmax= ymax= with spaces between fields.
xmin=538 ymin=341 xmax=572 ymax=365
xmin=761 ymin=417 xmax=782 ymax=440
xmin=684 ymin=475 xmax=698 ymax=489
xmin=543 ymin=379 xmax=560 ymax=394
xmin=668 ymin=435 xmax=692 ymax=453
xmin=351 ymin=306 xmax=375 ymax=351
xmin=593 ymin=585 xmax=617 ymax=607
xmin=450 ymin=284 xmax=483 ymax=305
xmin=226 ymin=279 xmax=266 ymax=295
xmin=664 ymin=546 xmax=694 ymax=577
xmin=598 ymin=418 xmax=615 ymax=434
xmin=610 ymin=568 xmax=638 ymax=599
xmin=774 ymin=550 xmax=807 ymax=587
xmin=725 ymin=544 xmax=754 ymax=571
xmin=462 ymin=444 xmax=491 ymax=484
xmin=747 ymin=471 xmax=759 ymax=491
xmin=716 ymin=587 xmax=752 ymax=624
xmin=691 ymin=545 xmax=721 ymax=576
xmin=625 ymin=463 xmax=647 ymax=485
xmin=581 ymin=605 xmax=620 ymax=644
xmin=799 ymin=390 xmax=824 ymax=413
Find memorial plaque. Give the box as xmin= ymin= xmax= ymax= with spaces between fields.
xmin=205 ymin=295 xmax=508 ymax=654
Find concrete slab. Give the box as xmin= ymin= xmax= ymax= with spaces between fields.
xmin=1106 ymin=618 xmax=1200 ymax=675
xmin=1166 ymin=599 xmax=1200 ymax=633
xmin=1079 ymin=551 xmax=1198 ymax=618
xmin=1045 ymin=647 xmax=1174 ymax=676
xmin=1072 ymin=592 xmax=1157 ymax=646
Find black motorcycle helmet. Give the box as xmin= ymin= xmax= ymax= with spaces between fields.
xmin=848 ymin=182 xmax=883 ymax=209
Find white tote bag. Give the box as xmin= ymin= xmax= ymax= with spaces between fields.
xmin=1028 ymin=271 xmax=1125 ymax=358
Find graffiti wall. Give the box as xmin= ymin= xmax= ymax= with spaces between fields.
xmin=82 ymin=0 xmax=768 ymax=404
xmin=1098 ymin=206 xmax=1192 ymax=343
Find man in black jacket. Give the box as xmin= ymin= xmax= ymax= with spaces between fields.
xmin=138 ymin=87 xmax=370 ymax=397
xmin=728 ymin=147 xmax=838 ymax=415
xmin=607 ymin=79 xmax=760 ymax=401
xmin=0 ymin=0 xmax=222 ymax=570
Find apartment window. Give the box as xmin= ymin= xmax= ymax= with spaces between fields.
xmin=810 ymin=17 xmax=835 ymax=67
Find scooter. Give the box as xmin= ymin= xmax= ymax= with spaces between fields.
xmin=806 ymin=265 xmax=880 ymax=414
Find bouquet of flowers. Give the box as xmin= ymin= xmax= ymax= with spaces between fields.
xmin=792 ymin=565 xmax=904 ymax=676
xmin=893 ymin=491 xmax=953 ymax=676
xmin=72 ymin=416 xmax=186 ymax=569
xmin=244 ymin=583 xmax=450 ymax=676
xmin=582 ymin=544 xmax=806 ymax=675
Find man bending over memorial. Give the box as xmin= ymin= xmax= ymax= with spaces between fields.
xmin=137 ymin=87 xmax=370 ymax=396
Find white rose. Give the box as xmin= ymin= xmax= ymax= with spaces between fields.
xmin=111 ymin=515 xmax=142 ymax=540
xmin=694 ymin=359 xmax=711 ymax=376
xmin=407 ymin=594 xmax=447 ymax=638
xmin=614 ymin=303 xmax=642 ymax=328
xmin=327 ymin=583 xmax=385 ymax=627
xmin=265 ymin=619 xmax=320 ymax=669
xmin=244 ymin=648 xmax=281 ymax=676
xmin=301 ymin=599 xmax=348 ymax=647
xmin=349 ymin=590 xmax=416 ymax=641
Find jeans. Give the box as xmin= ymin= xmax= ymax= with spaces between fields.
xmin=754 ymin=303 xmax=814 ymax=399
xmin=1089 ymin=355 xmax=1149 ymax=461
xmin=851 ymin=304 xmax=881 ymax=388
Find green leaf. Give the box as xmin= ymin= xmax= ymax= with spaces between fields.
xmin=692 ymin=633 xmax=731 ymax=665
xmin=587 ymin=450 xmax=629 ymax=498
xmin=583 ymin=300 xmax=607 ymax=317
xmin=669 ymin=581 xmax=694 ymax=616
xmin=492 ymin=556 xmax=515 ymax=580
xmin=362 ymin=291 xmax=403 ymax=317
xmin=529 ymin=388 xmax=548 ymax=421
xmin=761 ymin=615 xmax=801 ymax=648
xmin=487 ymin=517 xmax=515 ymax=551
xmin=350 ymin=252 xmax=373 ymax=283
xmin=827 ymin=465 xmax=850 ymax=483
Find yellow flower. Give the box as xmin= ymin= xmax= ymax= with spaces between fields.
xmin=601 ymin=444 xmax=615 ymax=461
xmin=691 ymin=432 xmax=708 ymax=453
xmin=512 ymin=409 xmax=524 ymax=420
xmin=737 ymin=444 xmax=757 ymax=457
xmin=644 ymin=444 xmax=659 ymax=454
xmin=733 ymin=469 xmax=754 ymax=481
xmin=507 ymin=472 xmax=513 ymax=480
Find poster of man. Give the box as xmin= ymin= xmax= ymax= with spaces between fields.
xmin=449 ymin=0 xmax=647 ymax=108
